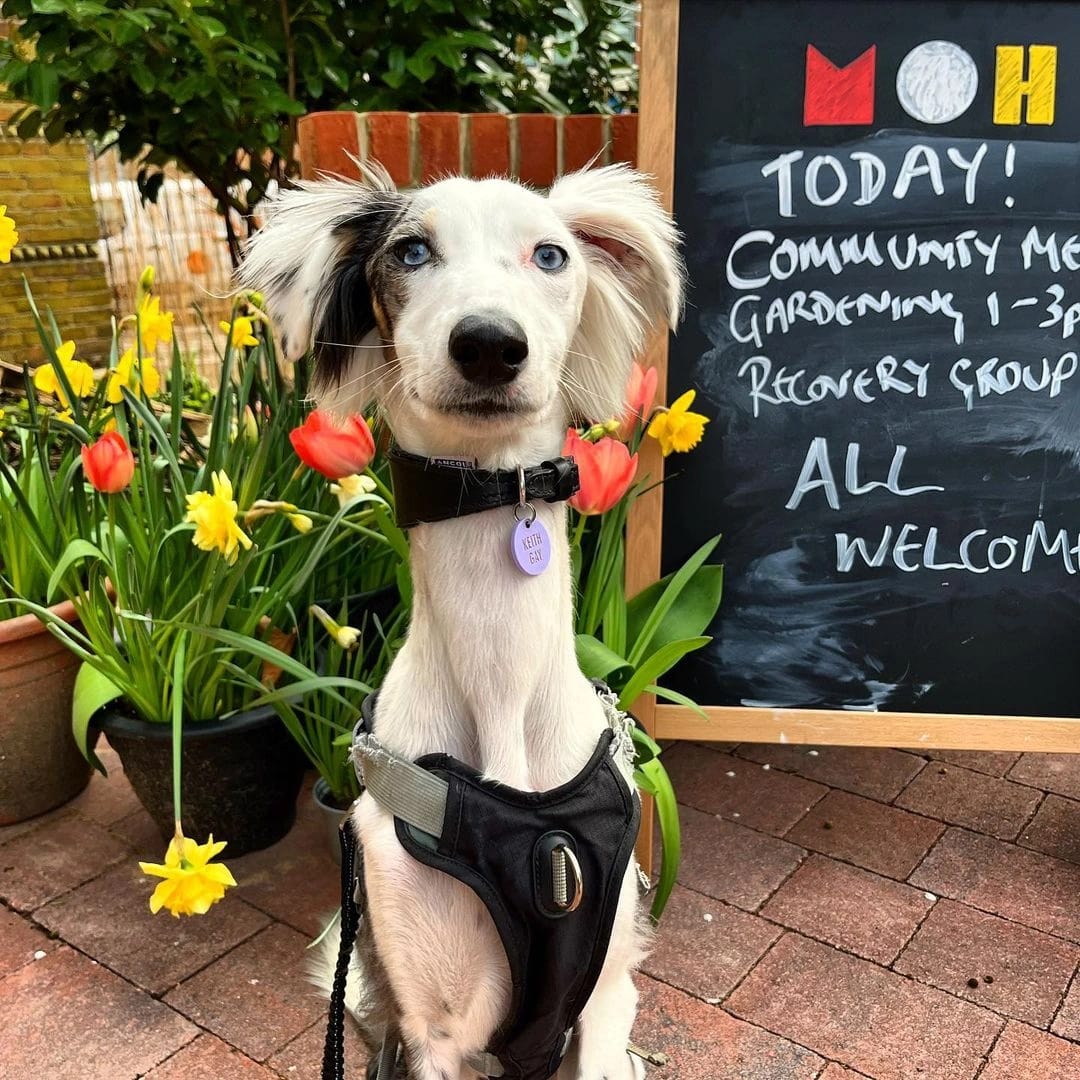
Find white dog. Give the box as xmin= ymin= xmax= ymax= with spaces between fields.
xmin=242 ymin=163 xmax=683 ymax=1080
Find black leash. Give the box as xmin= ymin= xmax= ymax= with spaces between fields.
xmin=322 ymin=818 xmax=363 ymax=1080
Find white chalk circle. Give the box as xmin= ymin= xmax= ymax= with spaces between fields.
xmin=896 ymin=41 xmax=978 ymax=124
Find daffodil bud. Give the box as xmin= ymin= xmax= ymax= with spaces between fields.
xmin=241 ymin=405 xmax=258 ymax=445
xmin=246 ymin=290 xmax=265 ymax=309
xmin=309 ymin=604 xmax=360 ymax=651
xmin=287 ymin=512 xmax=313 ymax=534
xmin=139 ymin=265 xmax=156 ymax=292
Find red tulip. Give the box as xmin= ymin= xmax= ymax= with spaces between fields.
xmin=289 ymin=410 xmax=375 ymax=480
xmin=81 ymin=432 xmax=135 ymax=493
xmin=563 ymin=428 xmax=638 ymax=516
xmin=619 ymin=362 xmax=658 ymax=438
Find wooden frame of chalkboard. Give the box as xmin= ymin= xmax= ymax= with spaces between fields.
xmin=632 ymin=0 xmax=1080 ymax=753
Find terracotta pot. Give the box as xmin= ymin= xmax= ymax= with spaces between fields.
xmin=0 ymin=599 xmax=93 ymax=824
xmin=97 ymin=703 xmax=308 ymax=856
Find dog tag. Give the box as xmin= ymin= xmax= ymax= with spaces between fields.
xmin=510 ymin=517 xmax=551 ymax=575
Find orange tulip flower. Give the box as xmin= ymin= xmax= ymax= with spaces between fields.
xmin=289 ymin=410 xmax=376 ymax=480
xmin=563 ymin=428 xmax=638 ymax=516
xmin=81 ymin=432 xmax=135 ymax=493
xmin=619 ymin=361 xmax=658 ymax=438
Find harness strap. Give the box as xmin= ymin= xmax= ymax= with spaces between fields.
xmin=353 ymin=729 xmax=448 ymax=840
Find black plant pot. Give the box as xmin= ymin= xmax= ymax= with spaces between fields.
xmin=98 ymin=703 xmax=307 ymax=856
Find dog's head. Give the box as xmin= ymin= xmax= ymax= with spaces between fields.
xmin=240 ymin=164 xmax=683 ymax=458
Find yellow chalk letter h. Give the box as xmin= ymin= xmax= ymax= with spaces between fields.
xmin=994 ymin=45 xmax=1058 ymax=125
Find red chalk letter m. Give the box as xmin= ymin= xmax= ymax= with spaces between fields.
xmin=804 ymin=45 xmax=876 ymax=126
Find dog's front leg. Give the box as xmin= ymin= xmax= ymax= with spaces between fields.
xmin=563 ymin=864 xmax=649 ymax=1080
xmin=355 ymin=795 xmax=510 ymax=1080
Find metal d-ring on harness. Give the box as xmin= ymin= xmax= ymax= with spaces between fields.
xmin=322 ymin=685 xmax=643 ymax=1080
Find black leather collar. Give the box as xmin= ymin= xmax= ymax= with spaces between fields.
xmin=388 ymin=447 xmax=580 ymax=529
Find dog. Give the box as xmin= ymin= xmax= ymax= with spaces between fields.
xmin=241 ymin=162 xmax=683 ymax=1080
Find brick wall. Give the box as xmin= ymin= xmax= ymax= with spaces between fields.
xmin=0 ymin=102 xmax=113 ymax=365
xmin=297 ymin=111 xmax=638 ymax=187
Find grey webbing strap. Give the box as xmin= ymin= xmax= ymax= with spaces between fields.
xmin=352 ymin=730 xmax=448 ymax=840
xmin=375 ymin=1025 xmax=400 ymax=1080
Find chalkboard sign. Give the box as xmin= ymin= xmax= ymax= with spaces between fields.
xmin=634 ymin=0 xmax=1080 ymax=749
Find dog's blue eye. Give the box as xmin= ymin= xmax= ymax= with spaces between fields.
xmin=396 ymin=239 xmax=431 ymax=267
xmin=533 ymin=244 xmax=567 ymax=271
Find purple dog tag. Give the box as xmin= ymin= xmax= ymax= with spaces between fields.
xmin=510 ymin=517 xmax=551 ymax=575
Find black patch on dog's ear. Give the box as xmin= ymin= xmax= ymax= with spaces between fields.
xmin=312 ymin=192 xmax=408 ymax=390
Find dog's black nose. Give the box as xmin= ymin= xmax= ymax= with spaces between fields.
xmin=449 ymin=315 xmax=529 ymax=386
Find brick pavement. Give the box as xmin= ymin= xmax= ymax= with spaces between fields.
xmin=3 ymin=739 xmax=1080 ymax=1078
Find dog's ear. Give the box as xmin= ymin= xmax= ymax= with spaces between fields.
xmin=547 ymin=164 xmax=684 ymax=423
xmin=239 ymin=167 xmax=407 ymax=407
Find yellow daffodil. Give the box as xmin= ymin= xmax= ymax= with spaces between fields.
xmin=139 ymin=831 xmax=236 ymax=917
xmin=107 ymin=346 xmax=161 ymax=404
xmin=329 ymin=472 xmax=377 ymax=507
xmin=220 ymin=315 xmax=259 ymax=350
xmin=646 ymin=389 xmax=710 ymax=456
xmin=309 ymin=604 xmax=360 ymax=650
xmin=0 ymin=205 xmax=18 ymax=263
xmin=33 ymin=341 xmax=96 ymax=406
xmin=185 ymin=470 xmax=253 ymax=563
xmin=287 ymin=512 xmax=313 ymax=534
xmin=138 ymin=293 xmax=174 ymax=352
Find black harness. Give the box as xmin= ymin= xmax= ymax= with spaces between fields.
xmin=320 ymin=449 xmax=641 ymax=1080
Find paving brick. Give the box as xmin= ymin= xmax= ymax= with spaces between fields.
xmin=0 ymin=946 xmax=195 ymax=1079
xmin=726 ymin=933 xmax=1002 ymax=1080
xmin=35 ymin=861 xmax=270 ymax=994
xmin=786 ymin=790 xmax=944 ymax=880
xmin=818 ymin=1066 xmax=871 ymax=1079
xmin=229 ymin=800 xmax=341 ymax=939
xmin=981 ymin=1021 xmax=1080 ymax=1080
xmin=164 ymin=923 xmax=324 ymax=1062
xmin=674 ymin=806 xmax=806 ymax=911
xmin=0 ymin=813 xmax=128 ymax=911
xmin=267 ymin=1017 xmax=370 ymax=1078
xmin=144 ymin=1035 xmax=276 ymax=1078
xmin=930 ymin=749 xmax=1022 ymax=777
xmin=0 ymin=904 xmax=57 ymax=977
xmin=894 ymin=899 xmax=1079 ymax=1027
xmin=69 ymin=745 xmax=143 ymax=826
xmin=1009 ymin=754 xmax=1080 ymax=800
xmin=1019 ymin=794 xmax=1080 ymax=866
xmin=911 ymin=828 xmax=1080 ymax=944
xmin=110 ymin=806 xmax=167 ymax=854
xmin=761 ymin=854 xmax=934 ymax=964
xmin=735 ymin=744 xmax=925 ymax=802
xmin=895 ymin=762 xmax=1042 ymax=840
xmin=633 ymin=973 xmax=824 ymax=1080
xmin=663 ymin=745 xmax=827 ymax=836
xmin=1050 ymin=971 xmax=1080 ymax=1041
xmin=640 ymin=884 xmax=780 ymax=1002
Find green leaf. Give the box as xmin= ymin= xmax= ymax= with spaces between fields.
xmin=635 ymin=754 xmax=681 ymax=921
xmin=27 ymin=61 xmax=59 ymax=109
xmin=626 ymin=563 xmax=723 ymax=657
xmin=646 ymin=683 xmax=708 ymax=720
xmin=47 ymin=538 xmax=107 ymax=602
xmin=626 ymin=536 xmax=721 ymax=668
xmin=574 ymin=633 xmax=630 ymax=684
xmin=72 ymin=663 xmax=122 ymax=773
xmin=618 ymin=636 xmax=711 ymax=711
